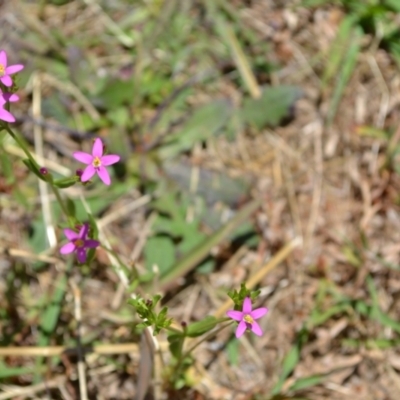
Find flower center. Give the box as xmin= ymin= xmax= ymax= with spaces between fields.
xmin=74 ymin=239 xmax=84 ymax=248
xmin=93 ymin=156 xmax=102 ymax=168
xmin=0 ymin=64 xmax=4 ymax=77
xmin=243 ymin=314 xmax=254 ymax=324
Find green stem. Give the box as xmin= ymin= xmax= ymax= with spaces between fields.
xmin=171 ymin=320 xmax=232 ymax=382
xmin=4 ymin=125 xmax=39 ymax=168
xmin=182 ymin=320 xmax=232 ymax=359
xmin=4 ymin=124 xmax=71 ymax=220
xmin=49 ymin=184 xmax=70 ymax=220
xmin=100 ymin=244 xmax=141 ymax=281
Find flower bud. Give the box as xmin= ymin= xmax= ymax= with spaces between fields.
xmin=145 ymin=299 xmax=153 ymax=307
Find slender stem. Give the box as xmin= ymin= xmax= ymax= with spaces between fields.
xmin=171 ymin=320 xmax=232 ymax=382
xmin=182 ymin=320 xmax=232 ymax=359
xmin=4 ymin=124 xmax=71 ymax=220
xmin=49 ymin=184 xmax=70 ymax=219
xmin=100 ymin=244 xmax=141 ymax=281
xmin=4 ymin=124 xmax=39 ymax=168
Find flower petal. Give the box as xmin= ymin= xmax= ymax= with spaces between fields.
xmin=78 ymin=223 xmax=89 ymax=240
xmin=81 ymin=165 xmax=96 ymax=182
xmin=0 ymin=50 xmax=7 ymax=67
xmin=76 ymin=248 xmax=87 ymax=263
xmin=101 ymin=154 xmax=120 ymax=166
xmin=63 ymin=228 xmax=79 ymax=241
xmin=60 ymin=242 xmax=76 ymax=255
xmin=84 ymin=239 xmax=100 ymax=249
xmin=1 ymin=75 xmax=12 ymax=87
xmin=1 ymin=92 xmax=19 ymax=103
xmin=92 ymin=138 xmax=103 ymax=157
xmin=6 ymin=64 xmax=24 ymax=75
xmin=250 ymin=321 xmax=263 ymax=336
xmin=97 ymin=165 xmax=111 ymax=185
xmin=251 ymin=307 xmax=268 ymax=320
xmin=235 ymin=321 xmax=247 ymax=338
xmin=226 ymin=310 xmax=243 ymax=322
xmin=73 ymin=151 xmax=92 ymax=164
xmin=0 ymin=108 xmax=15 ymax=122
xmin=7 ymin=93 xmax=19 ymax=103
xmin=242 ymin=297 xmax=252 ymax=314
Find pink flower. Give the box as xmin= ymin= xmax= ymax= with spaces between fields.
xmin=73 ymin=138 xmax=120 ymax=185
xmin=60 ymin=223 xmax=99 ymax=263
xmin=227 ymin=297 xmax=268 ymax=338
xmin=0 ymin=50 xmax=24 ymax=87
xmin=0 ymin=92 xmax=19 ymax=123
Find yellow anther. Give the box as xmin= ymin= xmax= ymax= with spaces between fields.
xmin=74 ymin=239 xmax=84 ymax=247
xmin=0 ymin=64 xmax=4 ymax=76
xmin=93 ymin=156 xmax=102 ymax=168
xmin=244 ymin=314 xmax=254 ymax=324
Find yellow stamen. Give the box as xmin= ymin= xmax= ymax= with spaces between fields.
xmin=74 ymin=239 xmax=84 ymax=248
xmin=93 ymin=156 xmax=101 ymax=168
xmin=0 ymin=64 xmax=4 ymax=77
xmin=244 ymin=314 xmax=254 ymax=324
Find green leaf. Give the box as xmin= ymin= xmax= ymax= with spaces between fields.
xmin=34 ymin=261 xmax=72 ymax=381
xmin=240 ymin=85 xmax=302 ymax=129
xmin=367 ymin=275 xmax=400 ymax=334
xmin=42 ymin=94 xmax=71 ymax=125
xmin=29 ymin=218 xmax=48 ymax=256
xmin=96 ymin=79 xmax=136 ymax=109
xmin=168 ymin=332 xmax=185 ymax=359
xmin=144 ymin=236 xmax=176 ymax=275
xmin=38 ymin=270 xmax=69 ymax=340
xmin=288 ymin=374 xmax=326 ymax=392
xmin=186 ymin=316 xmax=218 ymax=337
xmin=355 ymin=125 xmax=389 ymax=140
xmin=163 ymin=161 xmax=251 ymax=207
xmin=327 ymin=22 xmax=362 ymax=125
xmin=107 ymin=107 xmax=130 ymax=128
xmin=53 ymin=176 xmax=79 ymax=188
xmin=272 ymin=327 xmax=309 ymax=395
xmin=226 ymin=337 xmax=239 ymax=366
xmin=159 ymin=100 xmax=233 ymax=159
xmin=0 ymin=362 xmax=45 ymax=379
xmin=383 ymin=0 xmax=400 ymax=12
xmin=322 ymin=15 xmax=357 ymax=88
xmin=309 ymin=302 xmax=352 ymax=327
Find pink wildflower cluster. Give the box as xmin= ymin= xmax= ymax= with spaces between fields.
xmin=60 ymin=138 xmax=120 ymax=261
xmin=0 ymin=50 xmax=24 ymax=123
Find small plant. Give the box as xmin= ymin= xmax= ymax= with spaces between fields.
xmin=2 ymin=48 xmax=269 ymax=393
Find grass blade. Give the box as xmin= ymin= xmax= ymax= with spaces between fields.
xmin=326 ymin=23 xmax=362 ymax=125
xmin=159 ymin=199 xmax=261 ymax=289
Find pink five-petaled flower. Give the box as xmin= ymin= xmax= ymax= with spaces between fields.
xmin=0 ymin=50 xmax=24 ymax=87
xmin=0 ymin=92 xmax=19 ymax=123
xmin=227 ymin=297 xmax=268 ymax=338
xmin=73 ymin=138 xmax=120 ymax=186
xmin=60 ymin=223 xmax=99 ymax=264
